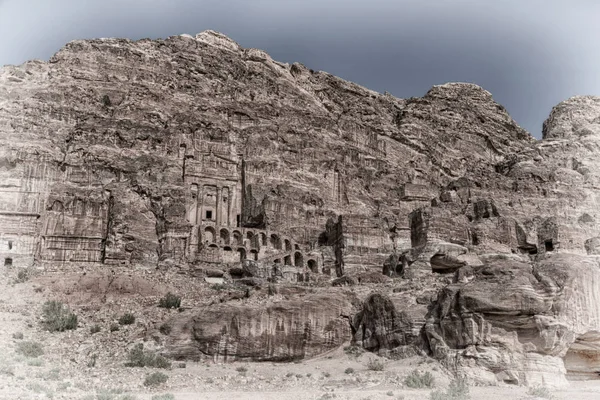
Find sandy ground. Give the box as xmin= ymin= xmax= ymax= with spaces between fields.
xmin=0 ymin=266 xmax=599 ymax=400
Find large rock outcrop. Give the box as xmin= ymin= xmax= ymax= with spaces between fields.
xmin=160 ymin=291 xmax=356 ymax=362
xmin=425 ymin=254 xmax=600 ymax=386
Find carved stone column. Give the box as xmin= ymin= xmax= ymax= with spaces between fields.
xmin=216 ymin=186 xmax=222 ymax=226
xmin=189 ymin=226 xmax=198 ymax=259
xmin=227 ymin=186 xmax=233 ymax=226
xmin=197 ymin=185 xmax=204 ymax=225
xmin=189 ymin=184 xmax=198 ymax=225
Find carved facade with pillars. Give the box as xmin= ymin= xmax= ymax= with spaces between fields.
xmin=165 ymin=136 xmax=322 ymax=274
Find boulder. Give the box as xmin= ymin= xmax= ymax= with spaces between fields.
xmin=161 ymin=291 xmax=355 ymax=362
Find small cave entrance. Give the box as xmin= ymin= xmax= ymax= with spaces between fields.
xmin=564 ymin=331 xmax=600 ymax=381
xmin=230 ymin=268 xmax=244 ymax=279
xmin=232 ymin=231 xmax=243 ymax=247
xmin=4 ymin=258 xmax=12 ymax=267
xmin=471 ymin=232 xmax=479 ymax=246
xmin=307 ymin=259 xmax=318 ymax=273
xmin=294 ymin=252 xmax=304 ymax=268
xmin=545 ymin=240 xmax=554 ymax=252
xmin=238 ymin=248 xmax=246 ymax=262
xmin=270 ymin=234 xmax=282 ymax=250
xmin=220 ymin=229 xmax=230 ymax=245
xmin=517 ymin=244 xmax=538 ymax=256
xmin=204 ymin=227 xmax=216 ymax=243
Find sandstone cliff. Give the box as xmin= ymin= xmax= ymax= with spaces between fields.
xmin=2 ymin=30 xmax=600 ymax=387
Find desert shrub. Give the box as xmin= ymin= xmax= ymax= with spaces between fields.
xmin=0 ymin=365 xmax=15 ymax=376
xmin=151 ymin=394 xmax=175 ymax=400
xmin=344 ymin=367 xmax=355 ymax=374
xmin=101 ymin=94 xmax=112 ymax=107
xmin=527 ymin=385 xmax=554 ymax=399
xmin=144 ymin=372 xmax=168 ymax=387
xmin=118 ymin=313 xmax=136 ymax=325
xmin=27 ymin=358 xmax=44 ymax=367
xmin=110 ymin=323 xmax=120 ymax=332
xmin=87 ymin=353 xmax=98 ymax=368
xmin=96 ymin=388 xmax=128 ymax=400
xmin=286 ymin=372 xmax=294 ymax=378
xmin=322 ymin=371 xmax=331 ymax=378
xmin=236 ymin=366 xmax=248 ymax=374
xmin=41 ymin=300 xmax=78 ymax=332
xmin=16 ymin=341 xmax=44 ymax=358
xmin=429 ymin=378 xmax=470 ymax=400
xmin=319 ymin=394 xmax=335 ymax=400
xmin=90 ymin=325 xmax=101 ymax=334
xmin=26 ymin=382 xmax=53 ymax=397
xmin=44 ymin=368 xmax=60 ymax=381
xmin=344 ymin=345 xmax=365 ymax=358
xmin=159 ymin=323 xmax=171 ymax=335
xmin=367 ymin=358 xmax=385 ymax=371
xmin=12 ymin=332 xmax=23 ymax=340
xmin=211 ymin=284 xmax=225 ymax=291
xmin=119 ymin=395 xmax=138 ymax=400
xmin=15 ymin=269 xmax=29 ymax=283
xmin=404 ymin=369 xmax=435 ymax=389
xmin=125 ymin=343 xmax=171 ymax=369
xmin=158 ymin=293 xmax=181 ymax=309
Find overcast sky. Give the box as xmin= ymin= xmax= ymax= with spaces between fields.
xmin=1 ymin=0 xmax=599 ymax=138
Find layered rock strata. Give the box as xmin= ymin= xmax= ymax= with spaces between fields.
xmin=3 ymin=30 xmax=600 ymax=385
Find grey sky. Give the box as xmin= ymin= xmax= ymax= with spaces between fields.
xmin=1 ymin=0 xmax=599 ymax=138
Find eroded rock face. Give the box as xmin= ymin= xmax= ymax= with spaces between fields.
xmin=160 ymin=291 xmax=356 ymax=362
xmin=422 ymin=254 xmax=600 ymax=386
xmin=4 ymin=30 xmax=600 ymax=386
xmin=0 ymin=31 xmax=532 ymax=275
xmin=352 ymin=292 xmax=430 ymax=358
xmin=543 ymin=96 xmax=600 ymax=139
xmin=35 ymin=272 xmax=171 ymax=304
